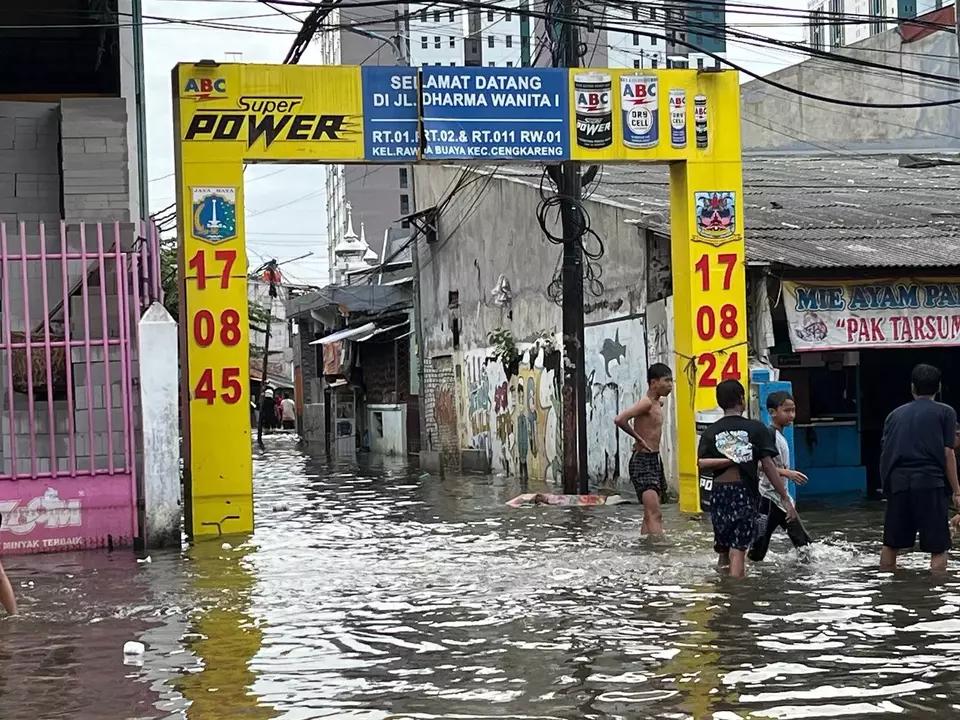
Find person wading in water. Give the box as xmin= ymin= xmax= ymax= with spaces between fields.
xmin=615 ymin=363 xmax=674 ymax=536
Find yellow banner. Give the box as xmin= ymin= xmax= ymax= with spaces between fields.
xmin=176 ymin=64 xmax=364 ymax=163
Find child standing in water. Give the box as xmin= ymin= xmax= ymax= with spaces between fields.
xmin=748 ymin=391 xmax=812 ymax=562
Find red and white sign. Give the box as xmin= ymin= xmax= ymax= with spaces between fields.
xmin=784 ymin=278 xmax=960 ymax=351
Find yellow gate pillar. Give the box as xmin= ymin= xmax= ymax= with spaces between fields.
xmin=668 ymin=71 xmax=747 ymax=513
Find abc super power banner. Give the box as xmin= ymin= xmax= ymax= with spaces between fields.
xmin=177 ymin=64 xmax=731 ymax=163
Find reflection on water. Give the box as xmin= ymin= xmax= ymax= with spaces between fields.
xmin=5 ymin=436 xmax=960 ymax=718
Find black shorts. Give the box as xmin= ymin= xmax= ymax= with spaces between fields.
xmin=748 ymin=495 xmax=812 ymax=562
xmin=883 ymin=487 xmax=951 ymax=555
xmin=711 ymin=482 xmax=756 ymax=553
xmin=282 ymin=419 xmax=295 ymax=430
xmin=629 ymin=452 xmax=666 ymax=501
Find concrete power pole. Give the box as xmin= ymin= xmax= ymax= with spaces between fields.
xmin=552 ymin=0 xmax=589 ymax=494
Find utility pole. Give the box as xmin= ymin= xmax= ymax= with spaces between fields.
xmin=552 ymin=0 xmax=589 ymax=495
xmin=256 ymin=259 xmax=279 ymax=450
xmin=955 ymin=1 xmax=960 ymax=82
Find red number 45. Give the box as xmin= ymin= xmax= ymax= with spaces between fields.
xmin=194 ymin=368 xmax=243 ymax=404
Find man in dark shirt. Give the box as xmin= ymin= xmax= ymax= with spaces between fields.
xmin=698 ymin=379 xmax=796 ymax=578
xmin=880 ymin=363 xmax=960 ymax=571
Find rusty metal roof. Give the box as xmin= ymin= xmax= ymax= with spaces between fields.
xmin=495 ymin=154 xmax=960 ymax=269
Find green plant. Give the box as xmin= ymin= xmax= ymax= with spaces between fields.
xmin=488 ymin=327 xmax=521 ymax=377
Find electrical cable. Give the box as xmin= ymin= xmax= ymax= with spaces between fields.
xmin=249 ymin=0 xmax=960 ymax=107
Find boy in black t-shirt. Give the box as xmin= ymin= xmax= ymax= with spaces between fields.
xmin=697 ymin=379 xmax=797 ymax=578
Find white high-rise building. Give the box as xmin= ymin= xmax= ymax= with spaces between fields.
xmin=806 ymin=0 xmax=937 ymax=50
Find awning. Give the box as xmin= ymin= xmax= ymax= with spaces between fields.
xmin=310 ymin=322 xmax=377 ymax=345
xmin=358 ymin=321 xmax=409 ymax=342
xmin=310 ymin=320 xmax=410 ymax=346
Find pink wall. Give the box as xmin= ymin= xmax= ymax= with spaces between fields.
xmin=0 ymin=476 xmax=136 ymax=553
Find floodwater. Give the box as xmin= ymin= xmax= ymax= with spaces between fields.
xmin=3 ymin=438 xmax=960 ymax=719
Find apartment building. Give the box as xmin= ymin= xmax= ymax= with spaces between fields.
xmin=806 ymin=0 xmax=935 ymax=49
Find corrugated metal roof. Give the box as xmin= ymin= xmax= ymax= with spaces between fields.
xmin=495 ymin=155 xmax=960 ymax=269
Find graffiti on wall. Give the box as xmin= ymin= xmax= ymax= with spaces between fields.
xmin=456 ymin=346 xmax=561 ymax=487
xmin=584 ymin=316 xmax=649 ymax=490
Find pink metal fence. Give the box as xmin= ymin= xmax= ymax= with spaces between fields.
xmin=0 ymin=221 xmax=162 ymax=553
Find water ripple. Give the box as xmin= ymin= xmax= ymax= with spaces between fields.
xmin=1 ymin=439 xmax=960 ymax=718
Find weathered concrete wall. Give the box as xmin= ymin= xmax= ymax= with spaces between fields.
xmin=414 ymin=166 xmax=647 ymax=351
xmin=0 ymin=102 xmax=61 ymax=227
xmin=741 ymin=27 xmax=960 ymax=152
xmin=61 ymin=99 xmax=131 ymax=224
xmin=414 ymin=166 xmax=650 ymax=487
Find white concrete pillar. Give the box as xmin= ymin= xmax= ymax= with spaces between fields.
xmin=138 ymin=302 xmax=181 ymax=547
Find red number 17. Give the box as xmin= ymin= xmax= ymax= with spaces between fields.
xmin=694 ymin=253 xmax=737 ymax=292
xmin=188 ymin=249 xmax=237 ymax=290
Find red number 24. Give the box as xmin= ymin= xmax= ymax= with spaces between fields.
xmin=697 ymin=352 xmax=741 ymax=388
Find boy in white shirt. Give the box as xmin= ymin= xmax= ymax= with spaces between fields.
xmin=748 ymin=391 xmax=813 ymax=562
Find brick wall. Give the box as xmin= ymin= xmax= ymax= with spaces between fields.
xmin=60 ymin=99 xmax=130 ymax=224
xmin=0 ymin=102 xmax=61 ymax=227
xmin=423 ymin=355 xmax=459 ymax=464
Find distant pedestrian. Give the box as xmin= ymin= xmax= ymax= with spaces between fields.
xmin=697 ymin=379 xmax=796 ymax=578
xmin=879 ymin=363 xmax=959 ymax=571
xmin=748 ymin=391 xmax=812 ymax=562
xmin=281 ymin=391 xmax=296 ymax=431
xmin=260 ymin=387 xmax=278 ymax=432
xmin=614 ymin=362 xmax=674 ymax=536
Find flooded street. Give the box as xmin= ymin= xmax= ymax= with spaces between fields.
xmin=3 ymin=436 xmax=960 ymax=719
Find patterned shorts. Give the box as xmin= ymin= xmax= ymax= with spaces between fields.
xmin=629 ymin=452 xmax=667 ymax=501
xmin=711 ymin=482 xmax=757 ymax=553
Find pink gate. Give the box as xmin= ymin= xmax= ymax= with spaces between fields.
xmin=0 ymin=221 xmax=162 ymax=554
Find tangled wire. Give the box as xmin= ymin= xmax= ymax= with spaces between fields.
xmin=537 ymin=168 xmax=606 ymax=305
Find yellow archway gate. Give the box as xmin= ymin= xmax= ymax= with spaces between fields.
xmin=172 ymin=62 xmax=745 ymax=537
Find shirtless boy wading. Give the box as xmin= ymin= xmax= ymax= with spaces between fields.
xmin=615 ymin=364 xmax=674 ymax=535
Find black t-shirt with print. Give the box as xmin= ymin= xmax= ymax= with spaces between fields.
xmin=697 ymin=414 xmax=780 ymax=494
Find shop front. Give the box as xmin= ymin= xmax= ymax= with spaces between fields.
xmin=767 ymin=275 xmax=960 ymax=498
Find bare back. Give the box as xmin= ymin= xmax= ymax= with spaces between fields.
xmin=632 ymin=398 xmax=664 ymax=453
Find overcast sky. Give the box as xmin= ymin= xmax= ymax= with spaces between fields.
xmin=143 ymin=0 xmax=808 ymax=286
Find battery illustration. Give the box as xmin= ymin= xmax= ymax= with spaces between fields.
xmin=669 ymin=89 xmax=686 ymax=149
xmin=574 ymin=72 xmax=613 ymax=149
xmin=694 ymin=94 xmax=708 ymax=149
xmin=620 ymin=74 xmax=658 ymax=149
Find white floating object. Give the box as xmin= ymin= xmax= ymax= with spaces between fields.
xmin=137 ymin=556 xmax=152 ymax=564
xmin=221 ymin=542 xmax=232 ymax=550
xmin=123 ymin=641 xmax=145 ymax=656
